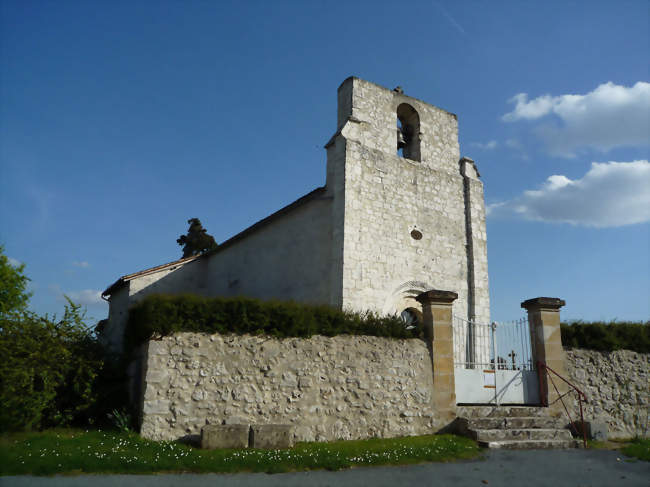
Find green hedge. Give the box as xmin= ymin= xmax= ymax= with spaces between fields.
xmin=126 ymin=294 xmax=417 ymax=353
xmin=561 ymin=321 xmax=649 ymax=353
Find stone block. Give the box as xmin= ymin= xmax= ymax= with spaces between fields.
xmin=250 ymin=424 xmax=294 ymax=449
xmin=201 ymin=424 xmax=250 ymax=449
xmin=142 ymin=399 xmax=170 ymax=415
xmin=145 ymin=369 xmax=168 ymax=383
xmin=574 ymin=420 xmax=608 ymax=441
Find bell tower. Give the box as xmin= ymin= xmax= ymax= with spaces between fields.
xmin=324 ymin=77 xmax=490 ymax=324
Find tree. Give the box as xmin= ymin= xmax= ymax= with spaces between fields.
xmin=0 ymin=300 xmax=104 ymax=431
xmin=0 ymin=245 xmax=31 ymax=318
xmin=176 ymin=218 xmax=218 ymax=258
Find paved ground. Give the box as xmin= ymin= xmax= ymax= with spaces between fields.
xmin=1 ymin=448 xmax=648 ymax=487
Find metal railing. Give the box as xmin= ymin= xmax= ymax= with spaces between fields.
xmin=537 ymin=361 xmax=588 ymax=448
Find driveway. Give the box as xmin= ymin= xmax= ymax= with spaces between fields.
xmin=2 ymin=448 xmax=648 ymax=487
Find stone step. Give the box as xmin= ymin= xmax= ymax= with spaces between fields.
xmin=471 ymin=428 xmax=574 ymax=442
xmin=464 ymin=416 xmax=564 ymax=430
xmin=457 ymin=406 xmax=548 ymax=418
xmin=478 ymin=439 xmax=581 ymax=450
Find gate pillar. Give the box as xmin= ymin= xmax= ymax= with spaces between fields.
xmin=416 ymin=290 xmax=458 ymax=423
xmin=521 ymin=297 xmax=568 ymax=413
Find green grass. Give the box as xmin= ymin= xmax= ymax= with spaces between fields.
xmin=0 ymin=429 xmax=480 ymax=476
xmin=621 ymin=438 xmax=650 ymax=461
xmin=586 ymin=439 xmax=610 ymax=450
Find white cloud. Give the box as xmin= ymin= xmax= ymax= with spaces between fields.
xmin=503 ymin=93 xmax=557 ymax=121
xmin=488 ymin=160 xmax=650 ymax=227
xmin=49 ymin=284 xmax=105 ymax=307
xmin=502 ymin=82 xmax=650 ymax=156
xmin=65 ymin=289 xmax=105 ymax=306
xmin=72 ymin=261 xmax=90 ymax=268
xmin=471 ymin=140 xmax=498 ymax=150
xmin=8 ymin=257 xmax=21 ymax=267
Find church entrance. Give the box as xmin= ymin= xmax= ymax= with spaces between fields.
xmin=452 ymin=316 xmax=540 ymax=405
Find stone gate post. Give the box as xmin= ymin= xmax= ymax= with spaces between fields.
xmin=416 ymin=290 xmax=458 ymax=424
xmin=521 ymin=297 xmax=568 ymax=413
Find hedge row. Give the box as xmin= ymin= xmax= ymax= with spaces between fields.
xmin=126 ymin=296 xmax=649 ymax=355
xmin=125 ymin=294 xmax=418 ymax=353
xmin=561 ymin=321 xmax=649 ymax=353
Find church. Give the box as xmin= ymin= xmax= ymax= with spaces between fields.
xmin=101 ymin=77 xmax=490 ymax=353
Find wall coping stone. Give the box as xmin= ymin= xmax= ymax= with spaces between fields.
xmin=416 ymin=290 xmax=458 ymax=304
xmin=521 ymin=297 xmax=566 ymax=310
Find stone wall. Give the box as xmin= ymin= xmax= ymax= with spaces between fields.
xmin=140 ymin=332 xmax=437 ymax=442
xmin=565 ymin=349 xmax=649 ymax=439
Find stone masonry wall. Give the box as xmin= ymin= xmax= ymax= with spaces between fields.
xmin=565 ymin=349 xmax=649 ymax=439
xmin=140 ymin=333 xmax=437 ymax=442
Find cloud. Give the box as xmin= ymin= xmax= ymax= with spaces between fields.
xmin=65 ymin=289 xmax=105 ymax=306
xmin=503 ymin=94 xmax=557 ymax=121
xmin=72 ymin=261 xmax=90 ymax=268
xmin=471 ymin=140 xmax=498 ymax=150
xmin=49 ymin=284 xmax=105 ymax=306
xmin=488 ymin=160 xmax=650 ymax=227
xmin=8 ymin=257 xmax=21 ymax=267
xmin=502 ymin=82 xmax=650 ymax=156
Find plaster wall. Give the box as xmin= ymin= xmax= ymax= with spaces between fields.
xmin=103 ymin=197 xmax=333 ymax=353
xmin=103 ymin=261 xmax=201 ymax=353
xmin=202 ymin=196 xmax=333 ymax=304
xmin=102 ymin=285 xmax=129 ymax=353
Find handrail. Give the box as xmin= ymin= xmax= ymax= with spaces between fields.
xmin=537 ymin=361 xmax=588 ymax=448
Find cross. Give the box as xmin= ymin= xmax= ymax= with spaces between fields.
xmin=508 ymin=350 xmax=517 ymax=369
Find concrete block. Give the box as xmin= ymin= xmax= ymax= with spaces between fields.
xmin=574 ymin=420 xmax=608 ymax=441
xmin=142 ymin=399 xmax=170 ymax=415
xmin=201 ymin=424 xmax=249 ymax=449
xmin=250 ymin=424 xmax=294 ymax=449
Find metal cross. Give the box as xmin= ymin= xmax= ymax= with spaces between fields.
xmin=508 ymin=350 xmax=517 ymax=369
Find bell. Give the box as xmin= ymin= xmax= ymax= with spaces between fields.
xmin=397 ymin=128 xmax=406 ymax=150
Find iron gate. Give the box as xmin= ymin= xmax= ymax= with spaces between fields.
xmin=452 ymin=316 xmax=540 ymax=404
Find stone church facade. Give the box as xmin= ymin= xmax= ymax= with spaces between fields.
xmin=102 ymin=77 xmax=490 ymax=353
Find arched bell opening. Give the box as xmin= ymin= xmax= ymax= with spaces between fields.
xmin=396 ymin=103 xmax=421 ymax=161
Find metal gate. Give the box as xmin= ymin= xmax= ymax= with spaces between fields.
xmin=452 ymin=316 xmax=540 ymax=404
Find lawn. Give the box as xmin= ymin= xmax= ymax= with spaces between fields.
xmin=621 ymin=438 xmax=650 ymax=462
xmin=0 ymin=429 xmax=481 ymax=476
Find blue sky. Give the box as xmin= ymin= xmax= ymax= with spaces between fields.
xmin=1 ymin=0 xmax=648 ymax=324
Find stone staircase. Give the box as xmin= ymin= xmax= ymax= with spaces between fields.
xmin=456 ymin=406 xmax=581 ymax=449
